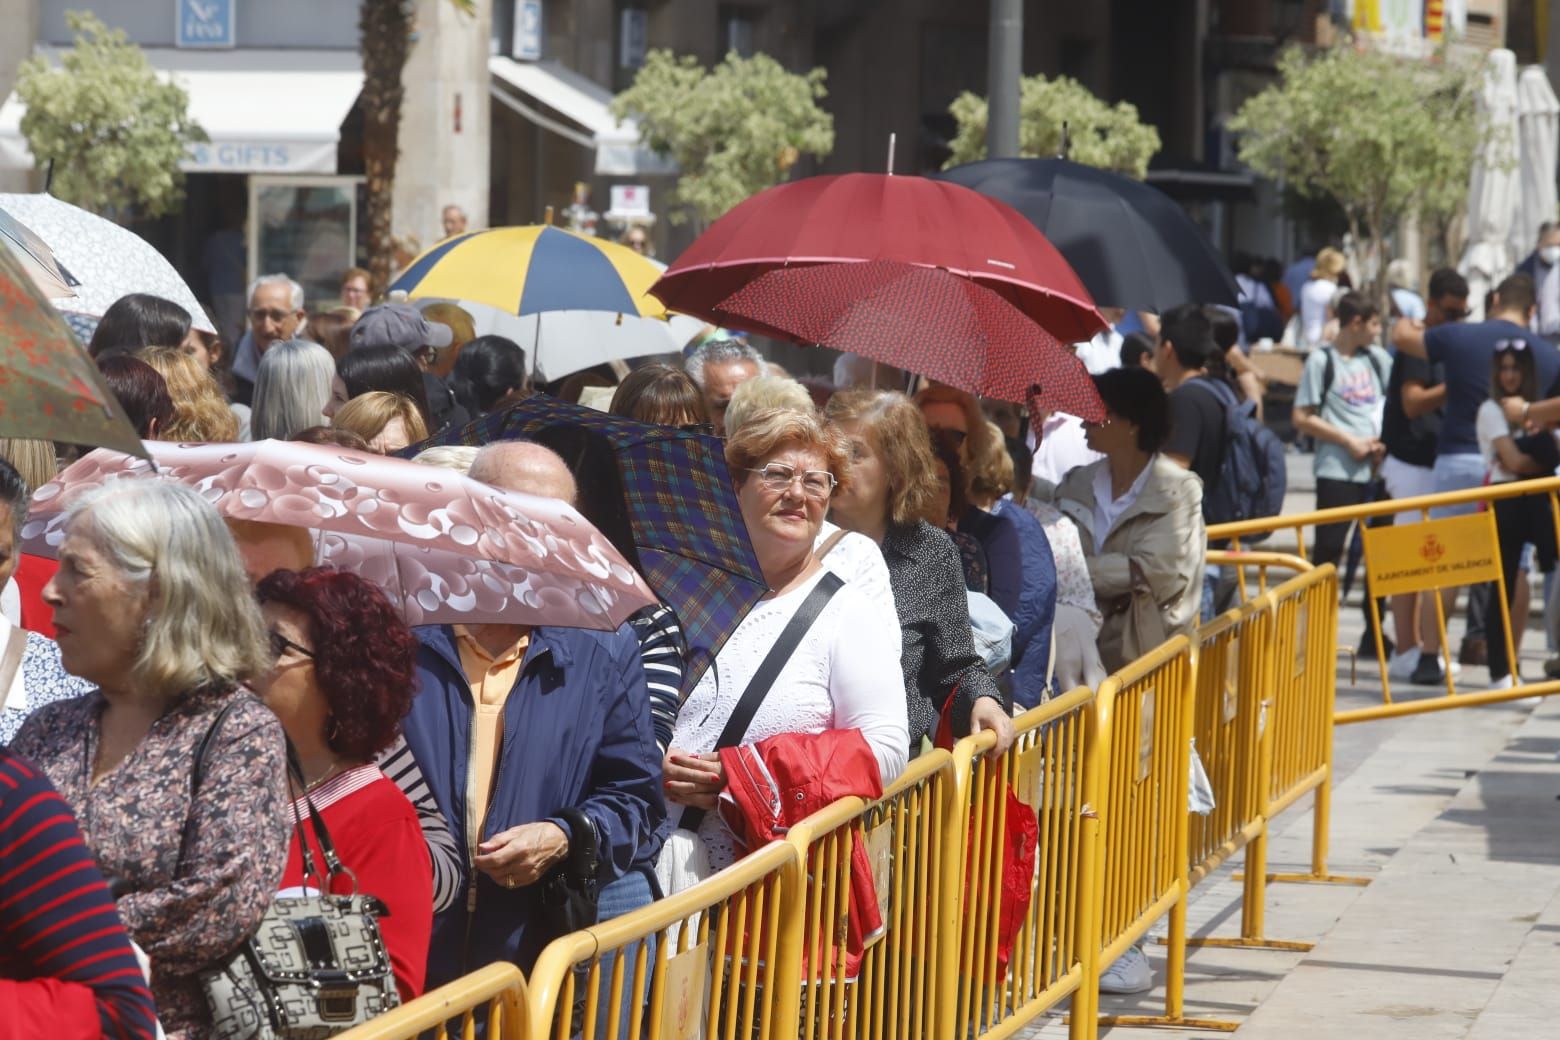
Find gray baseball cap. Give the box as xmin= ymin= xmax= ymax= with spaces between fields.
xmin=349 ymin=303 xmax=454 ymax=353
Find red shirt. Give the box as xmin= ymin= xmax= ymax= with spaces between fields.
xmin=14 ymin=555 xmax=56 ymax=637
xmin=279 ymin=767 xmax=433 ymax=1002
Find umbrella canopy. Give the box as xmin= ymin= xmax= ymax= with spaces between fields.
xmin=417 ymin=395 xmax=766 ymax=692
xmin=1512 ymin=65 xmax=1559 ymax=263
xmin=933 ymin=157 xmax=1240 ymax=312
xmin=715 ymin=259 xmax=1103 ymax=418
xmin=1459 ymin=49 xmax=1522 ymax=319
xmin=390 ymin=225 xmax=692 ymax=380
xmin=23 ymin=439 xmax=657 ymax=630
xmin=0 ymin=193 xmax=215 ymax=333
xmin=652 ymin=172 xmax=1105 ymax=345
xmin=0 ymin=245 xmax=146 ymax=457
xmin=0 ymin=206 xmax=77 ymax=300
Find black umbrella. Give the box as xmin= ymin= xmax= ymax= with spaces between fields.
xmin=933 ymin=158 xmax=1240 ymax=313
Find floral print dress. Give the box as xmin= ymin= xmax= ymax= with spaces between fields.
xmin=11 ymin=685 xmax=290 ymax=1040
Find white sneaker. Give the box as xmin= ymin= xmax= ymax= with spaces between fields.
xmin=1488 ymin=674 xmax=1516 ymax=691
xmin=1098 ymin=944 xmax=1153 ymax=994
xmin=1387 ymin=649 xmax=1419 ymax=680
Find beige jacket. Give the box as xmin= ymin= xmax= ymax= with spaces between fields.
xmin=1050 ymin=455 xmax=1206 ymax=674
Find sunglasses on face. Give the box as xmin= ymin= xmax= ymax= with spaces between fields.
xmin=745 ymin=462 xmax=837 ymax=500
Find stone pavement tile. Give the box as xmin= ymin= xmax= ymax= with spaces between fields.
xmin=1464 ymin=882 xmax=1560 ymax=1038
xmin=1229 ymin=699 xmax=1560 ymax=1039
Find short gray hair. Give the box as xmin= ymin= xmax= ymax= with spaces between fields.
xmin=684 ymin=338 xmax=764 ymax=388
xmin=410 ymin=444 xmax=479 ymax=475
xmin=723 ymin=375 xmax=815 ymax=438
xmin=248 ymin=273 xmax=305 ymax=312
xmin=251 ymin=340 xmax=336 ymax=440
xmin=67 ymin=480 xmax=270 ymax=700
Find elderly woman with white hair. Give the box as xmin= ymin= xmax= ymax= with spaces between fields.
xmin=12 ymin=480 xmax=289 ymax=1040
xmin=250 ymin=338 xmax=346 ymax=441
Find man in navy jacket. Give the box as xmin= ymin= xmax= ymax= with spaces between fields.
xmin=402 ymin=442 xmax=664 ymax=984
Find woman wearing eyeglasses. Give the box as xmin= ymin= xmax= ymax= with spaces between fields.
xmin=253 ymin=567 xmax=432 ymax=1002
xmin=10 ymin=481 xmax=288 ymax=1040
xmin=656 ymin=408 xmax=909 ymax=892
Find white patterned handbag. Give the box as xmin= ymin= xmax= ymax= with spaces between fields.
xmin=201 ymin=752 xmax=400 ymax=1039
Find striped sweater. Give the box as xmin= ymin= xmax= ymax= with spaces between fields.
xmin=0 ymin=749 xmax=159 ymax=1039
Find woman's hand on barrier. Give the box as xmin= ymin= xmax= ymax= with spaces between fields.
xmin=664 ymin=749 xmax=725 ymax=810
xmin=970 ymin=697 xmax=1015 ymax=756
xmin=474 ymin=821 xmax=569 ymax=888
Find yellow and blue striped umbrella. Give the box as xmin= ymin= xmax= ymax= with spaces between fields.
xmin=389 ymin=225 xmax=671 ymax=319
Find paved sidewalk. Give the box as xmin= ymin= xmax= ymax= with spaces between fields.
xmin=1022 ymin=466 xmax=1560 ymax=1037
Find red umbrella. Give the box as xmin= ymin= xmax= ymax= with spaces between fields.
xmin=711 ymin=259 xmax=1102 ymax=418
xmin=652 ymin=172 xmax=1106 ymax=345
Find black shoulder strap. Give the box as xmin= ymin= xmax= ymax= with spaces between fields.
xmin=681 ymin=571 xmax=844 ymax=831
xmin=714 ymin=570 xmax=844 ymax=751
xmin=1320 ymin=346 xmax=1337 ymax=402
xmin=178 ymin=695 xmax=242 ymax=864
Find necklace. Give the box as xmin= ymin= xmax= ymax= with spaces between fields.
xmin=304 ymin=761 xmax=345 ymax=793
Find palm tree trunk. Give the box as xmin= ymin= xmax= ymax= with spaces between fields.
xmin=360 ymin=1 xmax=411 ymax=297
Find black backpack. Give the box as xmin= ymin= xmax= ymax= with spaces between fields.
xmin=1195 ymin=377 xmax=1287 ymax=538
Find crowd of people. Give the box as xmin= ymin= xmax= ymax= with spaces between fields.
xmin=12 ymin=219 xmax=1560 ymax=1035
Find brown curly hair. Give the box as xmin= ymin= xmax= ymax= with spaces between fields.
xmin=137 ymin=347 xmax=239 ymax=442
xmin=823 ymin=389 xmax=939 ymax=527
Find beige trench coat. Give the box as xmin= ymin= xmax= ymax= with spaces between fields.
xmin=1050 ymin=454 xmax=1206 ymax=674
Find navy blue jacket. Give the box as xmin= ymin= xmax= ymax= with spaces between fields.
xmin=403 ymin=623 xmax=664 ymax=983
xmin=961 ymin=502 xmax=1058 ymax=709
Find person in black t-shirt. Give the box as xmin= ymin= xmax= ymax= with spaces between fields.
xmin=1155 ymin=304 xmax=1228 ymax=620
xmin=1381 ymin=269 xmax=1469 ymax=682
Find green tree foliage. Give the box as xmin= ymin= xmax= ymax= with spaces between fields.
xmin=612 ymin=50 xmax=835 ymax=226
xmin=15 ymin=12 xmax=206 ymax=217
xmin=1229 ymin=44 xmax=1485 ymax=299
xmin=944 ymin=74 xmax=1161 ymax=178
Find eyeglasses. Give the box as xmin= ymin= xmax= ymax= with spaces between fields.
xmin=932 ymin=428 xmax=968 ymax=447
xmin=270 ymin=630 xmax=315 ymax=661
xmin=679 ymin=422 xmax=715 ymax=436
xmin=249 ymin=307 xmax=296 ymax=325
xmin=744 ymin=463 xmax=837 ymax=499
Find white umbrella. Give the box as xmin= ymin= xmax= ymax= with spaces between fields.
xmin=1459 ymin=49 xmax=1522 ymax=321
xmin=1510 ymin=65 xmax=1560 ymax=263
xmin=0 ymin=192 xmax=215 ymax=333
xmin=409 ymin=257 xmax=707 ymax=382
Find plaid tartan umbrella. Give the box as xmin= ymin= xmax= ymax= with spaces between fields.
xmin=417 ymin=394 xmax=765 ymax=692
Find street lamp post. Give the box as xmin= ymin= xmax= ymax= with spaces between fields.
xmin=987 ymin=0 xmax=1022 ymax=159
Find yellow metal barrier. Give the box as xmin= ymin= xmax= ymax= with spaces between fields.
xmin=1209 ymin=476 xmax=1560 ymax=722
xmin=525 ymin=840 xmax=802 ymax=1040
xmin=331 ymin=962 xmax=529 ymax=1040
xmin=779 ymin=748 xmax=957 ymax=1040
xmin=1082 ymin=636 xmax=1235 ymax=1033
xmin=944 ymin=690 xmax=1099 ymax=1040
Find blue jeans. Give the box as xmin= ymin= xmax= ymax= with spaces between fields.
xmin=1201 ymin=564 xmax=1221 ymax=623
xmin=1430 ymin=453 xmax=1485 ymax=518
xmin=588 ymin=868 xmax=659 ymax=1040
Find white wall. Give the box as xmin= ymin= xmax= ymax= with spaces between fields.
xmin=392 ymin=0 xmax=492 ymax=251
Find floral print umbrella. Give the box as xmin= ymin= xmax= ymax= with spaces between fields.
xmin=0 ymin=244 xmax=146 ymax=457
xmin=0 ymin=193 xmax=215 ymax=333
xmin=23 ymin=439 xmax=658 ymax=630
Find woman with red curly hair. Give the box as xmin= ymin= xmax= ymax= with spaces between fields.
xmin=253 ymin=567 xmax=432 ymax=1002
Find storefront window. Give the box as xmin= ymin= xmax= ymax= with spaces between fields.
xmin=248 ymin=176 xmax=361 ymax=308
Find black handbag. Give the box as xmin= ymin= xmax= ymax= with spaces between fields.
xmin=535 ymin=805 xmax=601 ymax=937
